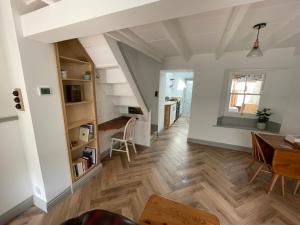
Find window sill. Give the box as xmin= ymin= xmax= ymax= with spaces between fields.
xmin=216 ymin=116 xmax=281 ymax=134
xmin=213 ymin=124 xmax=279 ymax=134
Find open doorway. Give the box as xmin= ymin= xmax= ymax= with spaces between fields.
xmin=158 ymin=70 xmax=194 ymax=132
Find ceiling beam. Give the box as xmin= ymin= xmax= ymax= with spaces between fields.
xmin=106 ymin=30 xmax=163 ymax=63
xmin=215 ymin=4 xmax=250 ymax=60
xmin=263 ymin=14 xmax=300 ymax=51
xmin=24 ymin=0 xmax=57 ymax=5
xmin=160 ymin=19 xmax=191 ymax=62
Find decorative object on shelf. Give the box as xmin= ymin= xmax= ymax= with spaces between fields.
xmin=79 ymin=126 xmax=90 ymax=142
xmin=64 ymin=85 xmax=82 ymax=102
xmin=83 ymin=71 xmax=91 ymax=80
xmin=71 ymin=140 xmax=79 ymax=148
xmin=256 ymin=108 xmax=272 ymax=130
xmin=61 ymin=70 xmax=68 ymax=79
xmin=247 ymin=23 xmax=266 ymax=58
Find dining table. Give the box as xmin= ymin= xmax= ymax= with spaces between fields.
xmin=256 ymin=132 xmax=300 ymax=166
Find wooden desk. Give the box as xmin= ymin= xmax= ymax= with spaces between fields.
xmin=98 ymin=116 xmax=131 ymax=131
xmin=139 ymin=195 xmax=220 ymax=225
xmin=258 ymin=133 xmax=300 ymax=151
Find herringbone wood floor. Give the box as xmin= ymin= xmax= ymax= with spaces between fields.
xmin=8 ymin=118 xmax=300 ymax=225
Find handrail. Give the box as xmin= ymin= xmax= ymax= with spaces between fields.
xmin=0 ymin=115 xmax=18 ymax=124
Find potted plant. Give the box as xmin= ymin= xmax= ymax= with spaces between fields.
xmin=256 ymin=108 xmax=272 ymax=130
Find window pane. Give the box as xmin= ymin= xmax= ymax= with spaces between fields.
xmin=230 ymin=75 xmax=246 ymax=93
xmin=228 ymin=94 xmax=244 ymax=113
xmin=245 ymin=74 xmax=264 ymax=94
xmin=243 ymin=95 xmax=260 ymax=114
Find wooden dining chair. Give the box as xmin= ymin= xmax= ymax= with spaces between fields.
xmin=267 ymin=149 xmax=300 ymax=197
xmin=248 ymin=132 xmax=272 ymax=184
xmin=110 ymin=117 xmax=137 ymax=162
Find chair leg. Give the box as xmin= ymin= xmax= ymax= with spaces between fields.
xmin=249 ymin=164 xmax=264 ymax=184
xmin=110 ymin=140 xmax=114 ymax=158
xmin=281 ymin=176 xmax=285 ymax=197
xmin=293 ymin=180 xmax=300 ymax=195
xmin=132 ymin=142 xmax=137 ymax=154
xmin=267 ymin=174 xmax=279 ymax=195
xmin=125 ymin=141 xmax=130 ymax=162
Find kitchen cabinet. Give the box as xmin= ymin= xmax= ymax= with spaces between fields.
xmin=164 ymin=101 xmax=177 ymax=129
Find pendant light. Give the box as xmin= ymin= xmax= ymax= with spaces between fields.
xmin=247 ymin=23 xmax=266 ymax=58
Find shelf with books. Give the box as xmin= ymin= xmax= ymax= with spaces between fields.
xmin=72 ymin=146 xmax=97 ymax=181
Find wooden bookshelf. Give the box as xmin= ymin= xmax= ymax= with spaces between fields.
xmin=55 ymin=39 xmax=99 ymax=183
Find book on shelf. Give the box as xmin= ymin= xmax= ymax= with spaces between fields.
xmin=72 ymin=146 xmax=97 ymax=178
xmin=79 ymin=126 xmax=89 ymax=142
xmin=80 ymin=123 xmax=94 ymax=141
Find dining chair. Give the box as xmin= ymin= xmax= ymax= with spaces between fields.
xmin=267 ymin=149 xmax=300 ymax=197
xmin=248 ymin=132 xmax=272 ymax=184
xmin=110 ymin=117 xmax=137 ymax=162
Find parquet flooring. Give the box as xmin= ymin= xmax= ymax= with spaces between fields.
xmin=8 ymin=118 xmax=300 ymax=225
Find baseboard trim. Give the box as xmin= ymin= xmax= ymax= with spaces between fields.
xmin=47 ymin=187 xmax=72 ymax=211
xmin=0 ymin=196 xmax=33 ymax=225
xmin=187 ymin=138 xmax=251 ymax=153
xmin=72 ymin=163 xmax=103 ymax=192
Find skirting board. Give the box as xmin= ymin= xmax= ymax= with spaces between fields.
xmin=187 ymin=138 xmax=251 ymax=153
xmin=0 ymin=164 xmax=103 ymax=224
xmin=0 ymin=196 xmax=33 ymax=225
xmin=72 ymin=163 xmax=103 ymax=192
xmin=33 ymin=186 xmax=72 ymax=212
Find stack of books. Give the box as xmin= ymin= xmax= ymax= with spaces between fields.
xmin=73 ymin=147 xmax=97 ymax=178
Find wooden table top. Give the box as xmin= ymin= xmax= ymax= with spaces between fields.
xmin=98 ymin=116 xmax=131 ymax=132
xmin=139 ymin=195 xmax=220 ymax=225
xmin=258 ymin=133 xmax=300 ymax=151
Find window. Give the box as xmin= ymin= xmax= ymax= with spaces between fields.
xmin=226 ymin=72 xmax=265 ymax=115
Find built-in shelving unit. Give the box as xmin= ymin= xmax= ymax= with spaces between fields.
xmin=55 ymin=39 xmax=99 ymax=183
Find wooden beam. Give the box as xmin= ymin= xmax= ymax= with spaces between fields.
xmin=215 ymin=4 xmax=250 ymax=60
xmin=160 ymin=19 xmax=192 ymax=62
xmin=106 ymin=31 xmax=163 ymax=63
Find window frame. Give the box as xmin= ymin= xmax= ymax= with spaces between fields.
xmin=223 ymin=70 xmax=266 ymax=118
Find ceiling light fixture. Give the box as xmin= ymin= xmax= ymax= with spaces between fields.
xmin=247 ymin=23 xmax=266 ymax=58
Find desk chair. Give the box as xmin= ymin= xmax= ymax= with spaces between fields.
xmin=110 ymin=117 xmax=137 ymax=162
xmin=268 ymin=149 xmax=300 ymax=197
xmin=249 ymin=132 xmax=272 ymax=184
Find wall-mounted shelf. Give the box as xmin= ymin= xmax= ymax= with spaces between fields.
xmin=71 ymin=138 xmax=95 ymax=152
xmin=65 ymin=100 xmax=93 ymax=106
xmin=68 ymin=119 xmax=95 ymax=130
xmin=62 ymin=78 xmax=92 ymax=82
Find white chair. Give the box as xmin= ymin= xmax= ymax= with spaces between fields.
xmin=110 ymin=117 xmax=137 ymax=162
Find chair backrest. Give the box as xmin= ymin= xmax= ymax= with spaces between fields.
xmin=273 ymin=149 xmax=300 ymax=180
xmin=251 ymin=132 xmax=268 ymax=165
xmin=123 ymin=117 xmax=136 ymax=141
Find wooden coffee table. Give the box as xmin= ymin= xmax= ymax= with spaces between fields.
xmin=139 ymin=195 xmax=220 ymax=225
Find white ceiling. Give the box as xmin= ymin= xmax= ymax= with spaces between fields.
xmin=111 ymin=0 xmax=300 ymax=60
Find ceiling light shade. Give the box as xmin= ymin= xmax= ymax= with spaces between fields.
xmin=247 ymin=23 xmax=266 ymax=58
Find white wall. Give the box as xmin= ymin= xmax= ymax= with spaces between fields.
xmin=119 ymin=43 xmax=162 ymax=125
xmin=12 ymin=0 xmax=71 ymax=202
xmin=163 ymin=48 xmax=300 ymax=147
xmin=0 ymin=6 xmax=32 ymax=214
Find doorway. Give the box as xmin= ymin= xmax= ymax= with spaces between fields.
xmin=157 ymin=70 xmax=194 ymax=132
